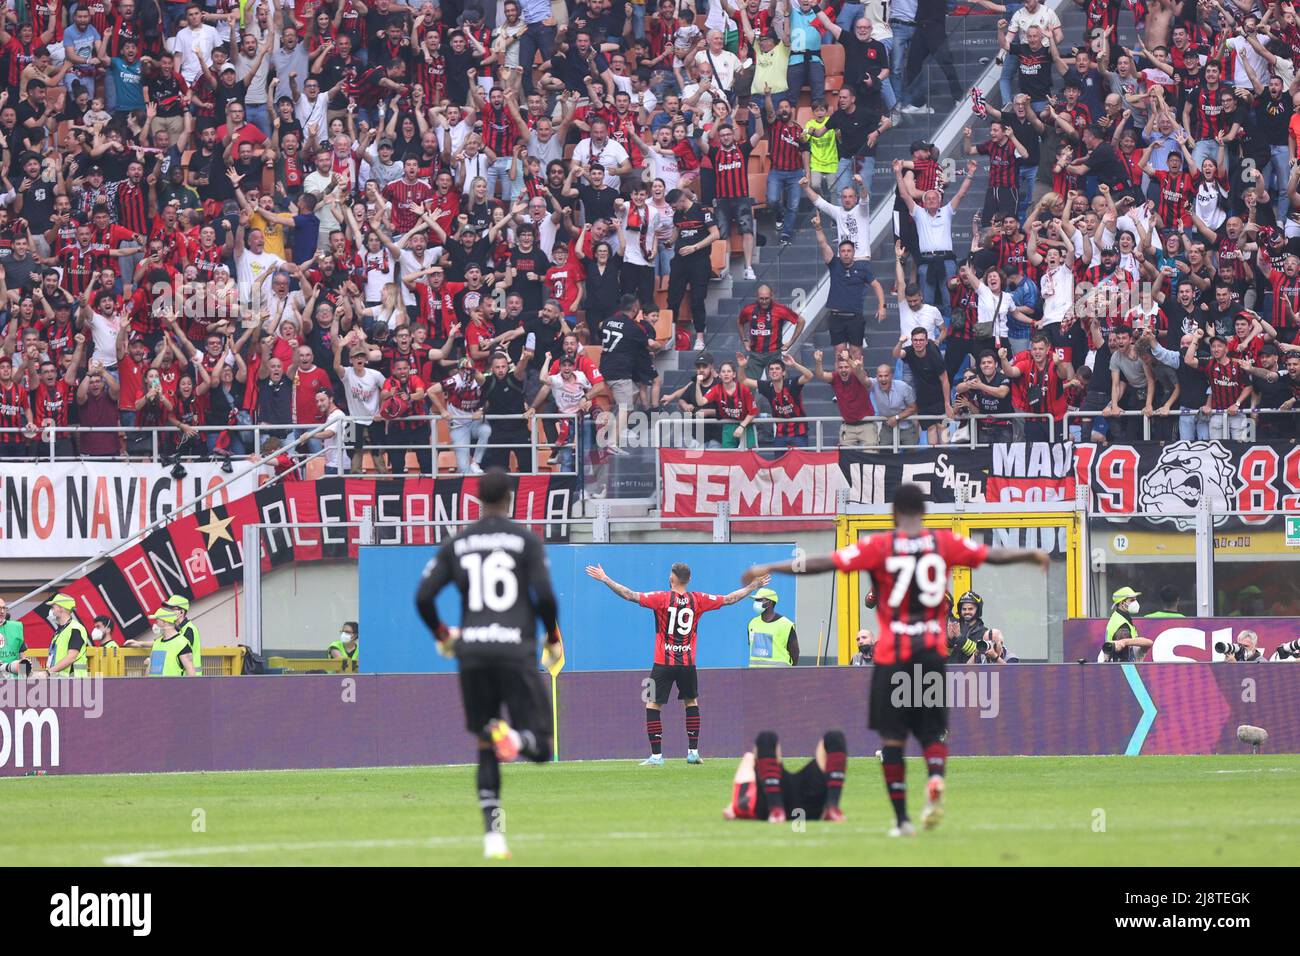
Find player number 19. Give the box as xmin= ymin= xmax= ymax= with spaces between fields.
xmin=883 ymin=554 xmax=947 ymax=608
xmin=666 ymin=605 xmax=694 ymax=637
xmin=462 ymin=551 xmax=519 ymax=613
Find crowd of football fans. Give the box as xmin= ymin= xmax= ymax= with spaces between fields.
xmin=0 ymin=0 xmax=1298 ymax=477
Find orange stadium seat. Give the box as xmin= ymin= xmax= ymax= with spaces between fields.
xmin=584 ymin=345 xmax=603 ymax=368
xmin=822 ymin=44 xmax=845 ymax=79
xmin=711 ymin=239 xmax=730 ymax=272
xmin=749 ymin=170 xmax=768 ymax=207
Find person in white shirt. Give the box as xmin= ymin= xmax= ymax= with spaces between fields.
xmin=960 ymin=260 xmax=1013 ymax=344
xmin=1034 ymin=243 xmax=1075 ymax=328
xmin=309 ymin=388 xmax=350 ymax=475
xmin=895 ymin=157 xmax=978 ymax=313
xmin=294 ymin=75 xmax=330 ymax=148
xmin=398 ymin=232 xmax=443 ymax=312
xmin=803 ymin=175 xmax=873 ymax=260
xmin=694 ymin=30 xmax=743 ymax=95
xmin=528 ymin=355 xmax=592 ymax=472
xmin=894 ymin=248 xmax=945 ymax=342
xmin=234 ymin=210 xmax=295 ymax=309
xmin=168 ymin=5 xmax=222 ymax=85
xmin=333 ymin=337 xmax=386 ymax=473
xmin=571 ymin=121 xmax=633 ymax=192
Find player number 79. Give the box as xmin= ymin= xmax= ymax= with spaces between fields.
xmin=884 ymin=554 xmax=946 ymax=609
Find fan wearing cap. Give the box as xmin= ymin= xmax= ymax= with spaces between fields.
xmin=40 ymin=593 xmax=91 ymax=677
xmin=746 ymin=588 xmax=799 ymax=667
xmin=125 ymin=595 xmax=204 ymax=676
xmin=1101 ymin=587 xmax=1153 ymax=662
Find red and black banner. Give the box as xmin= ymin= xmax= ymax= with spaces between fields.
xmin=20 ymin=475 xmax=576 ymax=645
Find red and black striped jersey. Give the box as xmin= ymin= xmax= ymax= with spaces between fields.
xmin=480 ymin=103 xmax=517 ymax=157
xmin=57 ymin=243 xmax=107 ymax=297
xmin=116 ymin=181 xmax=149 ymax=236
xmin=912 ymin=157 xmax=942 ymax=194
xmin=3 ymin=36 xmax=36 ymax=88
xmin=1191 ymin=84 xmax=1229 ymax=141
xmin=992 ymin=235 xmax=1028 ymax=276
xmin=1203 ymin=357 xmax=1249 ymax=409
xmin=1152 ymin=170 xmax=1193 ymax=228
xmin=438 ymin=372 xmax=484 ymax=414
xmin=417 ymin=55 xmax=447 ymax=106
xmin=757 ymin=379 xmax=807 ymax=437
xmin=192 ymin=241 xmax=224 ymax=281
xmin=767 ymin=119 xmax=804 ymax=172
xmin=738 ymin=302 xmax=799 ymax=354
xmin=1083 ymin=0 xmax=1121 ymax=40
xmin=709 ymin=142 xmax=752 ymax=199
xmin=832 ymin=529 xmax=988 ymax=664
xmin=383 ymin=178 xmax=435 ymax=234
xmin=30 ymin=0 xmax=63 ymax=42
xmin=949 ymin=283 xmax=979 ymax=339
xmin=609 ymin=110 xmax=644 ymax=167
xmin=1268 ymin=267 xmax=1300 ymax=328
xmin=648 ymin=17 xmax=678 ymax=59
xmin=33 ymin=379 xmax=72 ymax=427
xmin=977 ymin=138 xmax=1018 ymax=188
xmin=1216 ymin=234 xmax=1247 ymax=283
xmin=0 ymin=381 xmax=29 ymax=443
xmin=704 ymin=382 xmax=759 ymax=422
xmin=638 ymin=589 xmax=727 ymax=667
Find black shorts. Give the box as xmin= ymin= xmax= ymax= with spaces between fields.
xmin=459 ymin=663 xmax=553 ymax=738
xmin=648 ymin=663 xmax=698 ymax=705
xmin=348 ymin=421 xmax=383 ymax=458
xmin=827 ymin=311 xmax=866 ymax=348
xmin=756 ymin=760 xmax=828 ymax=820
xmin=869 ymin=650 xmax=948 ymax=743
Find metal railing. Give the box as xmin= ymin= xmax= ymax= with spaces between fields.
xmin=651 ymin=411 xmax=1059 ymax=453
xmin=1063 ymin=408 xmax=1300 ymax=442
xmin=0 ymin=412 xmax=582 ymax=476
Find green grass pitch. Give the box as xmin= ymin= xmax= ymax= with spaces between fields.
xmin=5 ymin=755 xmax=1298 ymax=866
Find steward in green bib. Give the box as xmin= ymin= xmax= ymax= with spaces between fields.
xmin=0 ymin=598 xmax=32 ymax=677
xmin=43 ymin=593 xmax=90 ymax=676
xmin=747 ymin=588 xmax=799 ymax=667
xmin=1143 ymin=585 xmax=1185 ymax=619
xmin=328 ymin=621 xmax=359 ymax=666
xmin=163 ymin=595 xmax=202 ymax=675
xmin=143 ymin=606 xmax=197 ymax=676
xmin=1102 ymin=587 xmax=1154 ymax=662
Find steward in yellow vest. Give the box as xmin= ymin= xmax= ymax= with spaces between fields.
xmin=747 ymin=588 xmax=799 ymax=666
xmin=43 ymin=593 xmax=89 ymax=677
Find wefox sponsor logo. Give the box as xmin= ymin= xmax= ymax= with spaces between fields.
xmin=49 ymin=886 xmax=152 ymax=936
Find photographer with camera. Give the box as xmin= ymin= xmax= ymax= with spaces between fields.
xmin=1100 ymin=587 xmax=1154 ymax=662
xmin=1270 ymin=639 xmax=1300 ymax=662
xmin=947 ymin=592 xmax=1011 ymax=664
xmin=1216 ymin=630 xmax=1265 ymax=663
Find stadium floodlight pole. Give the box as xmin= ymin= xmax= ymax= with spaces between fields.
xmin=10 ymin=424 xmax=342 ymax=615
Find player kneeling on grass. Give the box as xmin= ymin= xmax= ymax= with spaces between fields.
xmin=725 ymin=730 xmax=849 ymax=824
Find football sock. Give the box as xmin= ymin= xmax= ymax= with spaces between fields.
xmin=823 ymin=730 xmax=847 ymax=809
xmin=923 ymin=741 xmax=948 ymax=780
xmin=755 ymin=732 xmax=783 ymax=809
xmin=517 ymin=729 xmax=552 ymax=763
xmin=646 ymin=708 xmax=663 ymax=755
xmin=477 ymin=747 xmax=502 ymax=834
xmin=881 ymin=745 xmax=908 ymax=825
xmin=685 ymin=705 xmax=701 ymax=751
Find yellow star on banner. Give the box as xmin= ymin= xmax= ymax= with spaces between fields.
xmin=196 ymin=512 xmax=236 ymax=548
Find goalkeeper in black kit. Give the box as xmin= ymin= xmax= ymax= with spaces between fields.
xmin=415 ymin=469 xmax=564 ymax=861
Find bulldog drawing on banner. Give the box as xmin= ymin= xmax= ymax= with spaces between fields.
xmin=1137 ymin=441 xmax=1237 ymax=530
